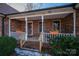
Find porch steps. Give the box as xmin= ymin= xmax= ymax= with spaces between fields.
xmin=23 ymin=41 xmax=51 ymax=51
xmin=24 ymin=41 xmax=40 ymax=50
xmin=20 ymin=48 xmax=39 ymax=52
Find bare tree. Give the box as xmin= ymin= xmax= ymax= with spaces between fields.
xmin=25 ymin=3 xmax=43 ymax=11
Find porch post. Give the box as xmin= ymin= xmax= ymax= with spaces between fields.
xmin=41 ymin=16 xmax=44 ymax=41
xmin=25 ymin=17 xmax=28 ymax=40
xmin=9 ymin=18 xmax=11 ymax=36
xmin=73 ymin=11 xmax=76 ymax=36
xmin=39 ymin=15 xmax=44 ymax=52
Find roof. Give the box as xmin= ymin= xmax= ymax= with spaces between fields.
xmin=0 ymin=3 xmax=18 ymax=15
xmin=7 ymin=3 xmax=76 ymax=15
xmin=0 ymin=3 xmax=76 ymax=16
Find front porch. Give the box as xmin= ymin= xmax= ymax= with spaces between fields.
xmin=10 ymin=13 xmax=75 ymax=42
xmin=8 ymin=7 xmax=76 ymax=51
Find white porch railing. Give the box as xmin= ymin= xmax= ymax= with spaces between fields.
xmin=11 ymin=32 xmax=74 ymax=43
xmin=11 ymin=32 xmax=39 ymax=41
xmin=43 ymin=33 xmax=74 ymax=43
xmin=11 ymin=32 xmax=25 ymax=40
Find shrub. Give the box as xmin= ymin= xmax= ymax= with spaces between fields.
xmin=47 ymin=35 xmax=79 ymax=56
xmin=0 ymin=36 xmax=17 ymax=56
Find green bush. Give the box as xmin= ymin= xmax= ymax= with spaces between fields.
xmin=0 ymin=36 xmax=17 ymax=56
xmin=48 ymin=35 xmax=79 ymax=56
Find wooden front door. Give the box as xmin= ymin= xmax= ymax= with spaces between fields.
xmin=28 ymin=22 xmax=33 ymax=36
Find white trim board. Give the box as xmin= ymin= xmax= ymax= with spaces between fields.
xmin=9 ymin=10 xmax=74 ymax=19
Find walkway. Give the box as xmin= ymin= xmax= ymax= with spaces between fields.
xmin=15 ymin=48 xmax=50 ymax=56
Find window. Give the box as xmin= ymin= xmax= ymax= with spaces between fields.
xmin=39 ymin=22 xmax=42 ymax=32
xmin=53 ymin=20 xmax=61 ymax=32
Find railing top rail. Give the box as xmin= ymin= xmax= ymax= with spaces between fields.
xmin=44 ymin=32 xmax=73 ymax=35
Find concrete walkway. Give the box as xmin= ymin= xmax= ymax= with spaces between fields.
xmin=15 ymin=48 xmax=50 ymax=56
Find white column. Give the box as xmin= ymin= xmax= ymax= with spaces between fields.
xmin=9 ymin=18 xmax=11 ymax=36
xmin=25 ymin=17 xmax=28 ymax=40
xmin=39 ymin=16 xmax=44 ymax=52
xmin=73 ymin=12 xmax=76 ymax=36
xmin=41 ymin=16 xmax=44 ymax=42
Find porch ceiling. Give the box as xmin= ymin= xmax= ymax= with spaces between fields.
xmin=14 ymin=13 xmax=70 ymax=21
xmin=27 ymin=13 xmax=70 ymax=20
xmin=44 ymin=13 xmax=69 ymax=19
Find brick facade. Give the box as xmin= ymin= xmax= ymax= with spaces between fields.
xmin=4 ymin=17 xmax=9 ymax=36
xmin=61 ymin=14 xmax=73 ymax=33
xmin=0 ymin=17 xmax=2 ymax=36
xmin=76 ymin=9 xmax=79 ymax=35
xmin=11 ymin=19 xmax=25 ymax=32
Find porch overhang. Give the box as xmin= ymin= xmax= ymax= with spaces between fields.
xmin=8 ymin=7 xmax=75 ymax=19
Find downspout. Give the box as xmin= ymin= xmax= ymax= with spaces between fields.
xmin=2 ymin=15 xmax=7 ymax=36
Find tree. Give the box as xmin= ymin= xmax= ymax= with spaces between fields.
xmin=25 ymin=3 xmax=43 ymax=11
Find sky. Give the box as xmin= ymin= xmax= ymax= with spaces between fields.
xmin=7 ymin=3 xmax=72 ymax=12
xmin=40 ymin=3 xmax=71 ymax=8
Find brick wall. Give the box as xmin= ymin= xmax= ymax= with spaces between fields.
xmin=44 ymin=19 xmax=52 ymax=32
xmin=76 ymin=9 xmax=79 ymax=35
xmin=4 ymin=17 xmax=9 ymax=36
xmin=11 ymin=19 xmax=16 ymax=32
xmin=0 ymin=16 xmax=9 ymax=36
xmin=11 ymin=19 xmax=25 ymax=32
xmin=0 ymin=17 xmax=2 ymax=36
xmin=61 ymin=14 xmax=73 ymax=33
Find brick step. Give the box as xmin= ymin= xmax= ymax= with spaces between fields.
xmin=23 ymin=41 xmax=40 ymax=49
xmin=23 ymin=41 xmax=51 ymax=50
xmin=42 ymin=43 xmax=52 ymax=50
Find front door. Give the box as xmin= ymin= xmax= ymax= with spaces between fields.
xmin=28 ymin=22 xmax=33 ymax=36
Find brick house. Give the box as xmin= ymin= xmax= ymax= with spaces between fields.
xmin=0 ymin=3 xmax=79 ymax=50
